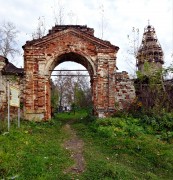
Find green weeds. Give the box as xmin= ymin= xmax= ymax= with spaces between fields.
xmin=0 ymin=110 xmax=173 ymax=179
xmin=55 ymin=108 xmax=88 ymax=122
xmin=72 ymin=115 xmax=173 ymax=179
xmin=0 ymin=120 xmax=72 ymax=179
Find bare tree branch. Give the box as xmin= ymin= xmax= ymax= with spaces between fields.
xmin=0 ymin=21 xmax=20 ymax=59
xmin=52 ymin=0 xmax=65 ymax=25
xmin=54 ymin=69 xmax=91 ymax=108
xmin=32 ymin=16 xmax=46 ymax=39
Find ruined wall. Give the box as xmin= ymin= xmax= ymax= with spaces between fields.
xmin=114 ymin=71 xmax=136 ymax=110
xmin=0 ymin=57 xmax=24 ymax=119
xmin=134 ymin=79 xmax=173 ymax=111
xmin=0 ymin=75 xmax=23 ymax=119
xmin=23 ymin=25 xmax=119 ymax=120
xmin=0 ymin=58 xmax=7 ymax=114
xmin=23 ymin=25 xmax=136 ymax=121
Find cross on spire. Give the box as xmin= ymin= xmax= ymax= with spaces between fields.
xmin=148 ymin=19 xmax=150 ymax=25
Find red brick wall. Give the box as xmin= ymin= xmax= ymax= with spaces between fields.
xmin=23 ymin=26 xmax=135 ymax=121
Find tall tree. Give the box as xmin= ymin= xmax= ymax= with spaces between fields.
xmin=0 ymin=21 xmax=20 ymax=58
xmin=51 ymin=79 xmax=59 ymax=114
xmin=52 ymin=0 xmax=65 ymax=25
xmin=126 ymin=27 xmax=140 ymax=76
xmin=53 ymin=69 xmax=91 ymax=109
xmin=32 ymin=17 xmax=46 ymax=39
xmin=99 ymin=4 xmax=107 ymax=39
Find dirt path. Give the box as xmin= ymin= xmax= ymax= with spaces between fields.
xmin=63 ymin=123 xmax=85 ymax=174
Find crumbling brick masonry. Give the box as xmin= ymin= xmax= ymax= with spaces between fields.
xmin=22 ymin=25 xmax=135 ymax=121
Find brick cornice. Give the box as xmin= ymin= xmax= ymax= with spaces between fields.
xmin=23 ymin=27 xmax=119 ymax=52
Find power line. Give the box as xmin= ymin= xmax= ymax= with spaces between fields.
xmin=49 ymin=69 xmax=88 ymax=72
xmin=50 ymin=74 xmax=89 ymax=76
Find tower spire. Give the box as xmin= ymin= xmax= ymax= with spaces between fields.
xmin=136 ymin=23 xmax=164 ymax=73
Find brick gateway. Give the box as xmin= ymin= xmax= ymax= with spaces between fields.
xmin=23 ymin=25 xmax=135 ymax=121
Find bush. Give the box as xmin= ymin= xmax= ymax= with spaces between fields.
xmin=91 ymin=117 xmax=145 ymax=138
xmin=135 ymin=112 xmax=173 ymax=143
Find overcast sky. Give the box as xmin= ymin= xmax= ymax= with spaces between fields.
xmin=0 ymin=0 xmax=172 ymax=76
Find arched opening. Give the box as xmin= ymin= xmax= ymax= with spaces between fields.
xmin=49 ymin=52 xmax=94 ymax=117
xmin=49 ymin=52 xmax=95 ymax=77
xmin=23 ymin=25 xmax=121 ymax=121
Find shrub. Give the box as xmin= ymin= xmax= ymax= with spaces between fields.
xmin=138 ymin=112 xmax=173 ymax=143
xmin=92 ymin=117 xmax=145 ymax=138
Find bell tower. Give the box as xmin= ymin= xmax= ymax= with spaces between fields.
xmin=136 ymin=23 xmax=164 ymax=73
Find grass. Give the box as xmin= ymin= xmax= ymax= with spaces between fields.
xmin=0 ymin=110 xmax=173 ymax=179
xmin=0 ymin=119 xmax=7 ymax=133
xmin=55 ymin=108 xmax=88 ymax=122
xmin=0 ymin=119 xmax=73 ymax=179
xmin=72 ymin=115 xmax=173 ymax=179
